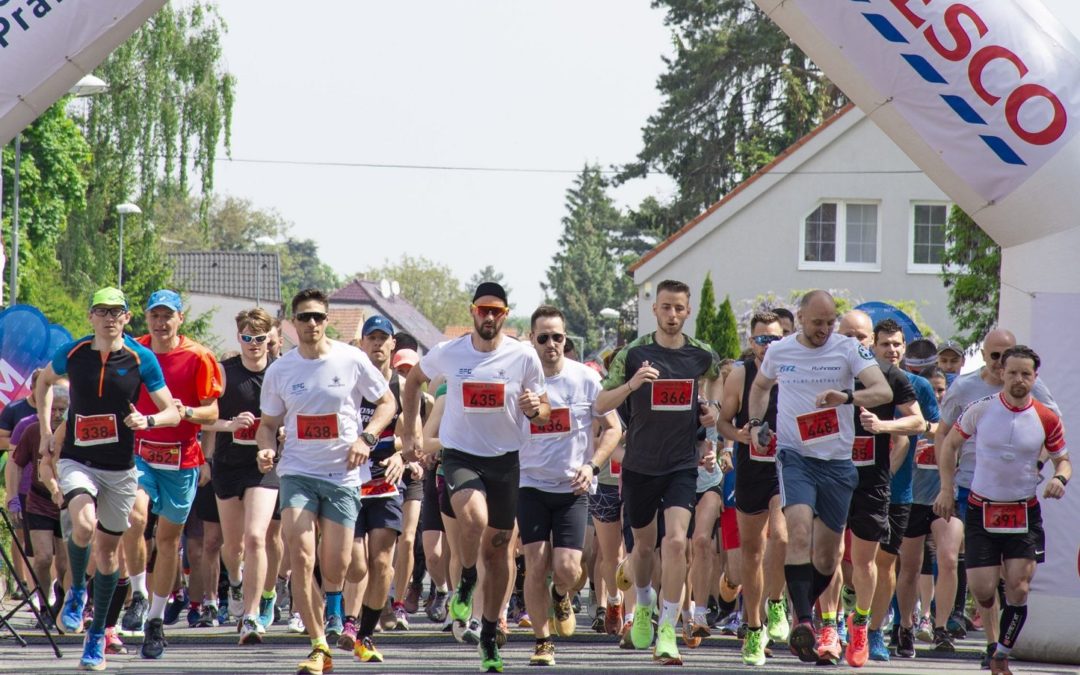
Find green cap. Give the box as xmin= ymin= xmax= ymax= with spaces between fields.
xmin=90 ymin=287 xmax=128 ymax=309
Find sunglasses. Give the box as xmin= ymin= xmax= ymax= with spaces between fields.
xmin=295 ymin=312 xmax=328 ymax=324
xmin=472 ymin=304 xmax=508 ymax=318
xmin=752 ymin=334 xmax=782 ymax=346
xmin=240 ymin=334 xmax=269 ymax=344
xmin=91 ymin=307 xmax=126 ymax=318
xmin=536 ymin=332 xmax=565 ymax=345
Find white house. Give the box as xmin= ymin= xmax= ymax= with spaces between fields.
xmin=629 ymin=104 xmax=958 ymax=339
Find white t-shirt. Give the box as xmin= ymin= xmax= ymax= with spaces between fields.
xmin=261 ymin=340 xmax=389 ymax=486
xmin=759 ymin=332 xmax=879 ymax=461
xmin=420 ymin=334 xmax=546 ymax=458
xmin=519 ymin=359 xmax=604 ymax=492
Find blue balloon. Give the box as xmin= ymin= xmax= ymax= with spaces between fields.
xmin=854 ymin=301 xmax=922 ymax=344
xmin=0 ymin=304 xmax=52 ymax=407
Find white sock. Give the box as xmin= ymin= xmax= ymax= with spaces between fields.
xmin=635 ymin=584 xmax=653 ymax=608
xmin=228 ymin=570 xmax=243 ymax=588
xmin=437 ymin=583 xmax=448 ymax=593
xmin=130 ymin=572 xmax=148 ymax=597
xmin=660 ymin=599 xmax=680 ymax=627
xmin=608 ymin=593 xmax=622 ymax=606
xmin=148 ymin=593 xmax=169 ymax=620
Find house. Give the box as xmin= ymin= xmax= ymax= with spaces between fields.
xmin=328 ymin=279 xmax=445 ymax=352
xmin=169 ymin=251 xmax=281 ymax=353
xmin=629 ymin=104 xmax=956 ymax=339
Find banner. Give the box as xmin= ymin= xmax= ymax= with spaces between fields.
xmin=0 ymin=0 xmax=166 ymax=146
xmin=0 ymin=304 xmax=71 ymax=409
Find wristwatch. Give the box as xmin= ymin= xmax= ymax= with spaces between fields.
xmin=146 ymin=415 xmax=156 ymax=428
xmin=587 ymin=463 xmax=601 ymax=475
xmin=1054 ymin=474 xmax=1069 ymax=487
xmin=525 ymin=410 xmax=540 ymax=420
xmin=842 ymin=388 xmax=855 ymax=405
xmin=359 ymin=432 xmax=378 ymax=448
xmin=184 ymin=406 xmax=195 ymax=420
xmin=924 ymin=420 xmax=932 ymax=434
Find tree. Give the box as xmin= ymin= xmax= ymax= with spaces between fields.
xmin=940 ymin=206 xmax=1000 ymax=347
xmin=154 ymin=193 xmax=287 ymax=251
xmin=695 ymin=272 xmax=719 ymax=345
xmin=468 ymin=266 xmax=512 ymax=298
xmin=359 ymin=255 xmax=471 ymax=332
xmin=618 ymin=0 xmax=844 ymax=239
xmin=279 ymin=238 xmax=341 ymax=307
xmin=714 ymin=295 xmax=741 ymax=360
xmin=543 ymin=166 xmax=633 ymax=352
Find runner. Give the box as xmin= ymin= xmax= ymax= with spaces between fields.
xmin=747 ymin=290 xmax=891 ymax=664
xmin=934 ymin=345 xmax=1070 ymax=675
xmin=936 ymin=341 xmax=965 ymax=383
xmin=716 ymin=310 xmax=789 ymax=666
xmin=35 ymin=287 xmax=181 ymax=671
xmin=200 ymin=307 xmax=282 ymax=643
xmin=256 ymin=289 xmax=396 ymax=675
xmin=594 ymin=279 xmax=722 ymax=666
xmin=118 ymin=290 xmax=224 ymax=660
xmin=518 ymin=305 xmax=620 ymax=666
xmin=400 ymin=282 xmax=549 ymax=673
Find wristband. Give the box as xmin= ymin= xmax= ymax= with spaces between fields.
xmin=1054 ymin=474 xmax=1069 ymax=487
xmin=525 ymin=410 xmax=540 ymax=420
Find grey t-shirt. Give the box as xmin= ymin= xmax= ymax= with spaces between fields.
xmin=938 ymin=369 xmax=1059 ymax=489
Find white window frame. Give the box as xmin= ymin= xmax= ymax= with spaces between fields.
xmin=798 ymin=199 xmax=882 ymax=272
xmin=908 ymin=200 xmax=951 ymax=274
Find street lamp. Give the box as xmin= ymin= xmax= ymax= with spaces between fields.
xmin=253 ymin=236 xmax=276 ymax=306
xmin=116 ymin=203 xmax=142 ymax=287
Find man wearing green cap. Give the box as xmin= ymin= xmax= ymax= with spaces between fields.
xmin=35 ymin=287 xmax=181 ymax=671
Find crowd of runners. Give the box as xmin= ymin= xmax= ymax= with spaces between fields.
xmin=0 ymin=279 xmax=1069 ymax=675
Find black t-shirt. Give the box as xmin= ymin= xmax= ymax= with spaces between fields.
xmin=0 ymin=398 xmax=35 ymax=439
xmin=359 ymin=374 xmax=402 ymax=481
xmin=603 ymin=333 xmax=719 ymax=476
xmin=214 ymin=355 xmax=273 ymax=469
xmin=852 ymin=360 xmax=916 ymax=491
xmin=733 ymin=359 xmax=779 ymax=481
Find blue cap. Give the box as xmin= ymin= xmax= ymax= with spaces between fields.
xmin=362 ymin=315 xmax=394 ymax=337
xmin=145 ymin=289 xmax=183 ymax=313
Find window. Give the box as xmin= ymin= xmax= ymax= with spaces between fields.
xmin=799 ymin=201 xmax=880 ymax=271
xmin=909 ymin=202 xmax=949 ymax=273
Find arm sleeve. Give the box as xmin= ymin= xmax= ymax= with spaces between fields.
xmin=259 ymin=364 xmax=286 ymax=417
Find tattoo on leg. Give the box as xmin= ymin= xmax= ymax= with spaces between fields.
xmin=491 ymin=531 xmax=511 ymax=548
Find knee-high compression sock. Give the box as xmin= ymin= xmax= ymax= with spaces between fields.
xmin=811 ymin=565 xmax=835 ymax=606
xmin=105 ymin=577 xmax=129 ymax=629
xmin=996 ymin=603 xmax=1028 ymax=655
xmin=67 ymin=541 xmax=91 ymax=591
xmin=996 ymin=579 xmax=1007 ymax=610
xmin=358 ymin=604 xmax=381 ymax=639
xmin=513 ymin=555 xmax=526 ymax=595
xmin=953 ymin=554 xmax=968 ymax=615
xmin=89 ymin=570 xmax=120 ymax=634
xmin=785 ymin=563 xmax=814 ymax=624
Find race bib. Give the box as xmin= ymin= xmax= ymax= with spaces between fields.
xmin=749 ymin=434 xmax=777 ymax=463
xmin=74 ymin=414 xmax=118 ymax=447
xmin=609 ymin=458 xmax=622 ymax=476
xmin=983 ymin=501 xmax=1029 ymax=534
xmin=915 ymin=439 xmax=936 ymax=470
xmin=462 ymin=381 xmax=505 ymax=413
xmin=651 ymin=379 xmax=694 ymax=411
xmin=295 ymin=413 xmax=339 ymax=441
xmin=138 ymin=440 xmax=182 ymax=471
xmin=360 ymin=477 xmax=400 ymax=499
xmin=530 ymin=407 xmax=571 ymax=437
xmin=852 ymin=436 xmax=875 ymax=467
xmin=796 ymin=408 xmax=840 ymax=446
xmin=232 ymin=418 xmax=261 ymax=446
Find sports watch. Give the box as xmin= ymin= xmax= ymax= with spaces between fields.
xmin=359 ymin=432 xmax=378 ymax=448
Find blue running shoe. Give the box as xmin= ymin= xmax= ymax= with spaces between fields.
xmin=79 ymin=629 xmax=106 ymax=671
xmin=869 ymin=628 xmax=890 ymax=662
xmin=258 ymin=593 xmax=276 ymax=630
xmin=62 ymin=587 xmax=88 ymax=634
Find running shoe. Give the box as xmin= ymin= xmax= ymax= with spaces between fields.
xmin=629 ymin=595 xmax=655 ymax=649
xmin=742 ymin=626 xmax=767 ymax=666
xmin=427 ymin=590 xmax=449 ymax=624
xmin=239 ymin=616 xmax=262 ymax=645
xmin=140 ymin=618 xmax=167 ymax=659
xmin=989 ymin=654 xmax=1013 ymax=675
xmin=653 ymin=622 xmax=682 ymax=666
xmin=933 ymin=625 xmax=955 ymax=652
xmin=980 ymin=644 xmax=995 ymax=669
xmin=198 ymin=604 xmax=219 ymax=628
xmin=120 ymin=591 xmax=147 ymax=633
xmin=187 ymin=605 xmax=201 ymax=628
xmin=816 ymin=624 xmax=841 ymax=665
xmin=392 ymin=602 xmax=409 ymax=630
xmin=604 ymin=602 xmax=623 ymax=636
xmin=103 ymin=626 xmax=127 ymax=655
xmin=896 ymin=625 xmax=916 ymax=659
xmin=947 ymin=611 xmax=967 ymax=639
xmin=337 ymin=617 xmax=357 ymax=651
xmin=789 ymin=620 xmax=818 ymax=662
xmin=228 ymin=583 xmax=244 ymax=619
xmin=287 ymin=612 xmax=306 ymax=634
xmin=530 ymin=639 xmax=556 ymax=666
xmin=275 ymin=576 xmax=291 ymax=615
xmin=845 ymin=614 xmax=869 ymax=667
xmin=550 ymin=585 xmax=575 ymax=637
xmin=403 ymin=580 xmax=423 ymax=614
xmin=592 ymin=606 xmax=606 ymax=633
xmin=836 ymin=612 xmax=848 ymax=646
xmin=297 ymin=644 xmax=333 ymax=674
xmin=507 ymin=593 xmax=526 ymax=624
xmin=379 ymin=600 xmax=396 ymax=631
xmin=258 ymin=592 xmax=276 ymax=629
xmin=355 ymin=636 xmax=383 ymax=663
xmin=479 ymin=638 xmax=503 ymax=673
xmin=681 ymin=617 xmax=707 ymax=649
xmin=61 ymin=587 xmax=88 ymax=634
xmin=449 ymin=584 xmax=475 ymax=624
xmin=915 ymin=616 xmax=934 ymax=643
xmin=164 ymin=589 xmax=186 ymax=626
xmin=869 ymin=627 xmax=890 ymax=662
xmin=458 ymin=618 xmax=481 ymax=645
xmin=719 ymin=610 xmax=741 ymax=636
xmin=78 ymin=629 xmax=107 ymax=671
xmin=325 ymin=613 xmax=344 ymax=640
xmin=518 ymin=613 xmax=532 ymax=628
xmin=618 ymin=618 xmax=635 ymax=649
xmin=766 ymin=598 xmax=790 ymax=643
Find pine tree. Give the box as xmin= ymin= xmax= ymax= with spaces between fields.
xmin=714 ymin=295 xmax=741 ymax=360
xmin=695 ymin=272 xmax=719 ymax=344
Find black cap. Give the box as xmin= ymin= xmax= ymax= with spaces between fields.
xmin=472 ymin=282 xmax=508 ymax=304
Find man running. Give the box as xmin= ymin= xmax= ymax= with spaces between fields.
xmin=934 ymin=345 xmax=1070 ymax=675
xmin=35 ymin=287 xmax=181 ymax=671
xmin=716 ymin=310 xmax=788 ymax=665
xmin=401 ymin=282 xmax=549 ymax=673
xmin=594 ymin=279 xmax=721 ymax=666
xmin=747 ymin=290 xmax=891 ymax=664
xmin=255 ymin=289 xmax=396 ymax=675
xmin=519 ymin=305 xmax=620 ymax=666
xmin=119 ymin=290 xmax=223 ymax=660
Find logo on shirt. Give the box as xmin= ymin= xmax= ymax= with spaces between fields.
xmin=457 ymin=368 xmax=473 ymax=377
xmin=290 ymin=382 xmax=308 ymax=395
xmin=117 ymin=368 xmax=128 ymax=376
xmin=779 ymin=365 xmax=796 ymax=373
xmin=329 ymin=376 xmax=344 ymax=388
xmin=858 ymin=345 xmax=875 ymax=360
xmin=812 ymin=366 xmax=841 ymax=372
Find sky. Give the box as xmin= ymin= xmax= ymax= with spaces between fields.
xmin=209 ymin=0 xmax=1080 ymax=317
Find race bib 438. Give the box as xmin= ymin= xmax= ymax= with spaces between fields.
xmin=295 ymin=413 xmax=339 ymax=441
